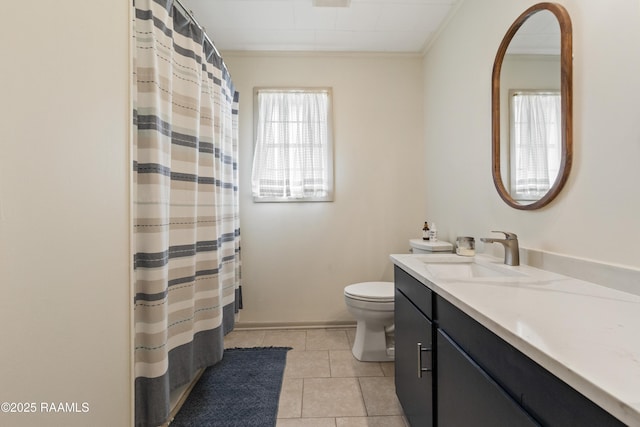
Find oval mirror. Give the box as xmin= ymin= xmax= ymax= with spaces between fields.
xmin=492 ymin=3 xmax=572 ymax=210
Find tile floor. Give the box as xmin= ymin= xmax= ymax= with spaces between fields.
xmin=223 ymin=328 xmax=408 ymax=427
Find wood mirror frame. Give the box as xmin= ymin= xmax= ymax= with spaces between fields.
xmin=491 ymin=2 xmax=573 ymax=210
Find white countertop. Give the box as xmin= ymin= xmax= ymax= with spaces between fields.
xmin=390 ymin=253 xmax=640 ymax=426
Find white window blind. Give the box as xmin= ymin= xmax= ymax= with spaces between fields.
xmin=251 ymin=88 xmax=334 ymax=202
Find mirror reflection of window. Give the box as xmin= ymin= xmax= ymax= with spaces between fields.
xmin=509 ymin=90 xmax=561 ymax=202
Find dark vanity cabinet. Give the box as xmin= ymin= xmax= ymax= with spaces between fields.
xmin=394 ymin=266 xmax=434 ymax=427
xmin=394 ymin=265 xmax=626 ymax=427
xmin=437 ymin=329 xmax=539 ymax=426
xmin=436 ymin=295 xmax=625 ymax=427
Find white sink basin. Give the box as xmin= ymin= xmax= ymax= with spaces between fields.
xmin=422 ymin=259 xmax=525 ymax=279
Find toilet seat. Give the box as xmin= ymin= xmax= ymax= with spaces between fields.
xmin=344 ymin=282 xmax=394 ymax=303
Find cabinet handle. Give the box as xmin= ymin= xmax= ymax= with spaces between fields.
xmin=417 ymin=342 xmax=432 ymax=378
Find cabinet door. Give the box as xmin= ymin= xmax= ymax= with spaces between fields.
xmin=437 ymin=329 xmax=540 ymax=427
xmin=395 ymin=289 xmax=433 ymax=427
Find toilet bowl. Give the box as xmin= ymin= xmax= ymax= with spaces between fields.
xmin=344 ymin=282 xmax=395 ymax=362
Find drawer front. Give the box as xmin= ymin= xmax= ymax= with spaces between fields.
xmin=437 ymin=329 xmax=540 ymax=427
xmin=394 ymin=265 xmax=432 ymax=319
xmin=436 ymin=295 xmax=626 ymax=427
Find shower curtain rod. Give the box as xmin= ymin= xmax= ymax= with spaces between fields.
xmin=173 ymin=0 xmax=227 ymax=71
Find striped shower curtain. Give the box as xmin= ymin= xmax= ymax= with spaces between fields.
xmin=132 ymin=1 xmax=240 ymax=425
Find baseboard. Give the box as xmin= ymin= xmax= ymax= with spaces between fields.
xmin=234 ymin=320 xmax=356 ymax=330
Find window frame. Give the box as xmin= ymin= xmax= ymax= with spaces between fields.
xmin=252 ymin=87 xmax=335 ymax=203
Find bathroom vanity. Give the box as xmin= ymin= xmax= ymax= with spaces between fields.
xmin=391 ymin=253 xmax=640 ymax=427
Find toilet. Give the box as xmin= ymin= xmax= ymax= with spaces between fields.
xmin=409 ymin=238 xmax=453 ymax=254
xmin=344 ymin=281 xmax=395 ymax=362
xmin=344 ymin=239 xmax=454 ymax=362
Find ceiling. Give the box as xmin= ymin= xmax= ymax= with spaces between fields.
xmin=179 ymin=0 xmax=461 ymax=53
xmin=507 ymin=10 xmax=560 ymax=55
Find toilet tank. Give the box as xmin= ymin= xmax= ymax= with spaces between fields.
xmin=409 ymin=238 xmax=453 ymax=254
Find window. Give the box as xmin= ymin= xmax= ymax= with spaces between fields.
xmin=251 ymin=88 xmax=334 ymax=202
xmin=509 ymin=90 xmax=561 ymax=202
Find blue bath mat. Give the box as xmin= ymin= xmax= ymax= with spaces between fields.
xmin=170 ymin=347 xmax=291 ymax=427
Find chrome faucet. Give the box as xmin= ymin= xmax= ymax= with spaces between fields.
xmin=480 ymin=231 xmax=520 ymax=266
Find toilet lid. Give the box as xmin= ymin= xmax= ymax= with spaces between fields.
xmin=344 ymin=282 xmax=394 ymax=302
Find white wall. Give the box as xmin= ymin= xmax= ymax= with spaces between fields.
xmin=224 ymin=53 xmax=425 ymax=325
xmin=0 ymin=2 xmax=132 ymax=426
xmin=423 ymin=0 xmax=640 ymax=272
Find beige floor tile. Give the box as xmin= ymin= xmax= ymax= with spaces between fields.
xmin=335 ymin=415 xmax=407 ymax=427
xmin=329 ymin=349 xmax=360 ymax=361
xmin=284 ymin=350 xmax=331 ymax=378
xmin=264 ymin=330 xmax=308 ymax=351
xmin=345 ymin=328 xmax=357 ymax=347
xmin=306 ymin=329 xmax=351 ymax=351
xmin=380 ymin=362 xmax=395 ymax=377
xmin=329 ymin=350 xmax=384 ymax=378
xmin=302 ymin=378 xmax=367 ymax=418
xmin=223 ymin=330 xmax=265 ymax=348
xmin=278 ymin=378 xmax=304 ymax=419
xmin=359 ymin=377 xmax=403 ymax=416
xmin=221 ymin=328 xmax=406 ymax=425
xmin=276 ymin=418 xmax=337 ymax=427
